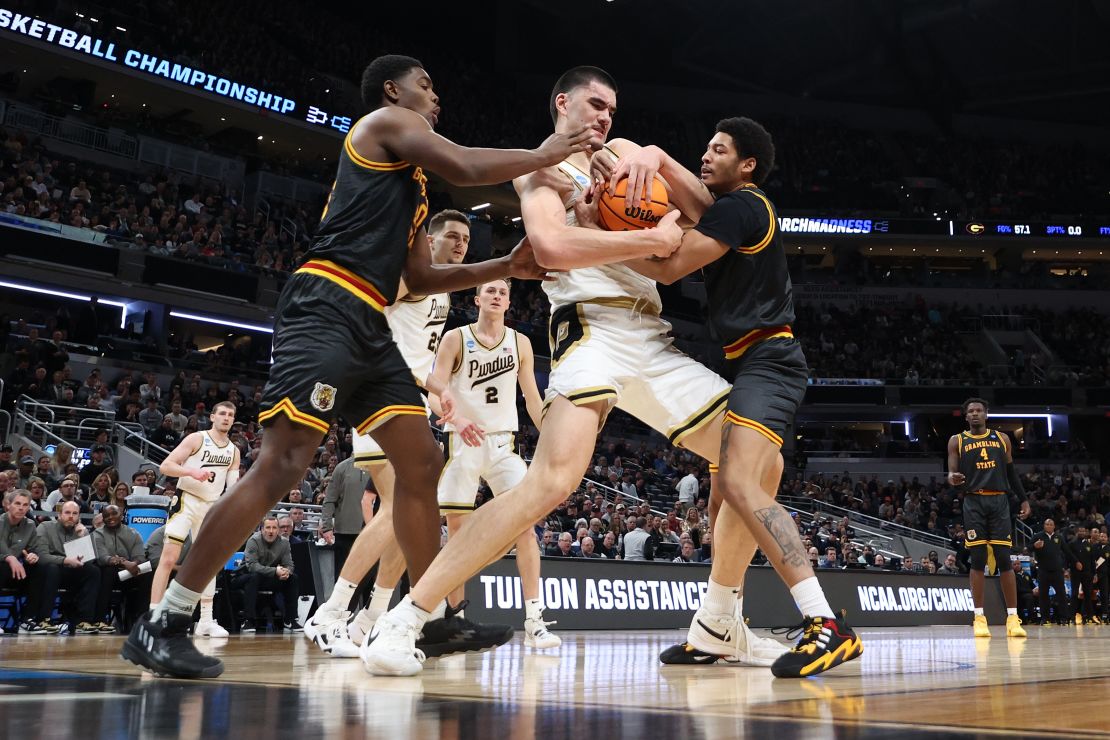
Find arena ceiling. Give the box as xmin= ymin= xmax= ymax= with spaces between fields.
xmin=499 ymin=0 xmax=1110 ymax=126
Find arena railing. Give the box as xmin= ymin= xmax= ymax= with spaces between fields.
xmin=793 ymin=496 xmax=951 ymax=549
xmin=115 ymin=425 xmax=174 ymax=467
xmin=4 ymin=103 xmax=139 ymax=159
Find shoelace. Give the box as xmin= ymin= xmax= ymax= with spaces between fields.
xmin=771 ymin=617 xmax=824 ymax=651
xmin=530 ymin=618 xmax=558 ymax=634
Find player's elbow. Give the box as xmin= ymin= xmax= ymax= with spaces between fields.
xmin=528 ymin=232 xmax=565 ymax=270
xmin=655 ymin=267 xmax=681 ymax=286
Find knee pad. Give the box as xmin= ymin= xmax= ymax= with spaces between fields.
xmin=990 ymin=544 xmax=1011 ymax=570
xmin=968 ymin=544 xmax=989 ymax=571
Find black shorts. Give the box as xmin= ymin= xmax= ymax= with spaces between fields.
xmin=962 ymin=494 xmax=1012 ymax=547
xmin=723 ymin=337 xmax=807 ymax=448
xmin=259 ymin=271 xmax=424 ymax=436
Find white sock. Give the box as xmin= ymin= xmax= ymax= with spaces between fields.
xmin=153 ymin=581 xmax=202 ymax=619
xmin=704 ymin=578 xmax=740 ymax=616
xmin=1006 ymin=608 xmax=1016 ymax=617
xmin=325 ymin=577 xmax=358 ymax=611
xmin=427 ymin=600 xmax=447 ymax=621
xmin=525 ymin=598 xmax=543 ymax=622
xmin=199 ymin=598 xmax=213 ymax=623
xmin=974 ymin=607 xmax=985 ymax=616
xmin=736 ymin=595 xmax=745 ymax=621
xmin=394 ymin=595 xmax=432 ymax=630
xmin=368 ymin=585 xmax=394 ymax=616
xmin=789 ymin=577 xmax=834 ymax=619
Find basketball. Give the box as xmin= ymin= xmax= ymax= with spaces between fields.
xmin=597 ymin=176 xmax=669 ymax=231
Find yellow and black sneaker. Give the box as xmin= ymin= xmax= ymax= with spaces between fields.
xmin=659 ymin=641 xmax=727 ymax=665
xmin=770 ymin=612 xmax=863 ymax=678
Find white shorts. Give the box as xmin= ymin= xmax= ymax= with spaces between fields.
xmin=352 ymin=397 xmax=432 ymax=469
xmin=437 ymin=431 xmax=526 ymax=514
xmin=164 ymin=491 xmax=214 ymax=544
xmin=546 ymin=301 xmax=730 ymax=447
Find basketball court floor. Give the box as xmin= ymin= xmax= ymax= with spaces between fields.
xmin=1 ymin=625 xmax=1107 ymax=738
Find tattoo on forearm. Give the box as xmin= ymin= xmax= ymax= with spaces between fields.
xmin=755 ymin=506 xmax=808 ymax=568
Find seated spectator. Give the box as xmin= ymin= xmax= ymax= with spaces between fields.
xmin=45 ymin=476 xmax=88 ymax=514
xmin=672 ymin=539 xmax=700 ymax=563
xmin=938 ymin=553 xmax=963 ymax=575
xmin=872 ymin=553 xmax=887 ymax=569
xmin=79 ymin=446 xmax=112 ymax=487
xmin=597 ymin=531 xmax=619 ymax=560
xmin=2 ymin=490 xmax=52 ymax=633
xmin=92 ymin=505 xmax=150 ymax=631
xmin=32 ymin=501 xmax=100 ymax=634
xmin=579 ymin=536 xmax=603 ymax=559
xmin=233 ymin=516 xmax=301 ymax=632
xmin=819 ymin=546 xmax=840 ymax=568
xmin=278 ymin=515 xmax=305 ymax=544
xmin=541 ymin=529 xmax=559 ymax=557
xmin=87 ymin=472 xmax=114 ymax=513
xmin=549 ymin=532 xmax=575 ymax=558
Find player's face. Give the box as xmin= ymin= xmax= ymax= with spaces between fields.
xmin=393 ymin=67 xmax=440 ymax=127
xmin=700 ymin=132 xmax=755 ymax=193
xmin=211 ymin=406 xmax=236 ymax=432
xmin=475 ymin=281 xmax=509 ymax=316
xmin=965 ymin=403 xmax=987 ymax=427
xmin=559 ymin=80 xmax=615 ymax=150
xmin=429 ymin=220 xmax=470 ymax=264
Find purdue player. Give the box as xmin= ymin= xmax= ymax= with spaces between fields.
xmin=432 ymin=278 xmax=559 ymax=649
xmin=306 ymin=210 xmax=507 ymax=658
xmin=948 ymin=397 xmax=1029 ymax=638
xmin=151 ymin=401 xmax=240 ymax=638
xmin=123 ymin=53 xmax=594 ymax=679
xmin=363 ymin=67 xmax=786 ymax=677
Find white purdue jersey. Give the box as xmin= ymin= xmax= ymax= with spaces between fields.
xmin=385 ymin=292 xmax=450 ymax=387
xmin=446 ymin=325 xmax=521 ymax=434
xmin=541 ymin=151 xmax=661 ymax=312
xmin=177 ymin=431 xmax=237 ymax=502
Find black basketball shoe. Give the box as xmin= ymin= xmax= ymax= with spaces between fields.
xmin=659 ymin=641 xmax=726 ymax=665
xmin=120 ymin=610 xmax=225 ymax=679
xmin=770 ymin=612 xmax=863 ymax=678
xmin=416 ymin=600 xmax=514 ymax=658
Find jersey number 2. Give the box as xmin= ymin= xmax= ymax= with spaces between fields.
xmin=485 ymin=387 xmax=498 ymax=404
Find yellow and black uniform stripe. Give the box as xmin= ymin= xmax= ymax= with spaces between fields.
xmin=257 ymin=397 xmax=330 ymax=434
xmin=724 ymin=411 xmax=784 ymax=448
xmin=296 ymin=259 xmax=388 ymax=313
xmin=355 ymin=404 xmax=427 ymax=435
xmin=723 ymin=325 xmax=794 ymax=361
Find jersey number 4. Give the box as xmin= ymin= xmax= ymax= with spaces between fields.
xmin=979 ymin=448 xmax=989 ymax=461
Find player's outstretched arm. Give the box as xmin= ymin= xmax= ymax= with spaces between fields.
xmin=623 ymin=228 xmax=729 ymax=285
xmin=160 ymin=432 xmax=209 ymax=482
xmin=516 ymin=338 xmax=544 ymax=430
xmin=515 ymin=169 xmax=682 ymax=270
xmin=360 ymin=108 xmax=593 ymax=186
xmin=404 ymin=230 xmax=550 ymax=295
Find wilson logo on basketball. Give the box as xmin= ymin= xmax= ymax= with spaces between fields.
xmin=623 ymin=205 xmax=663 ymax=224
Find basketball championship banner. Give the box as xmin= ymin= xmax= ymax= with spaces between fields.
xmin=465 ymin=557 xmax=1006 ymax=629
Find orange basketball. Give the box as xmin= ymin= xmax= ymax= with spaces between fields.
xmin=597 ymin=176 xmax=669 ymax=231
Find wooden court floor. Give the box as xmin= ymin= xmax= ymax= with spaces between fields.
xmin=2 ymin=624 xmax=1109 ymax=738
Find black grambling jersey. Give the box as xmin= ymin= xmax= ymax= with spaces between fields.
xmin=306 ymin=124 xmax=429 ymax=307
xmin=957 ymin=429 xmax=1009 ymax=493
xmin=693 ymin=184 xmax=796 ymax=359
